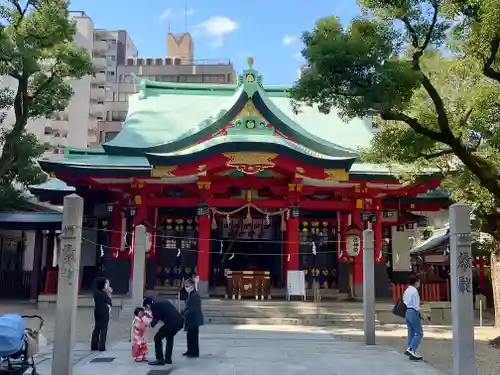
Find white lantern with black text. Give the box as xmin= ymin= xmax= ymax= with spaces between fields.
xmin=346 ymin=235 xmax=361 ymax=257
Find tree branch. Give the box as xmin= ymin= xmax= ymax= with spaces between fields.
xmin=380 ymin=110 xmax=448 ymax=144
xmin=422 ymin=1 xmax=440 ymax=50
xmin=417 ymin=149 xmax=454 ymax=159
xmin=402 ymin=17 xmax=419 ymax=48
xmin=483 ymin=36 xmax=500 ymax=83
xmin=460 ymin=107 xmax=474 ymax=127
xmin=419 ymin=72 xmax=454 ymax=138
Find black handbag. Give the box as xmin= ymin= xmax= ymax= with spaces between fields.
xmin=392 ymin=299 xmax=407 ymax=318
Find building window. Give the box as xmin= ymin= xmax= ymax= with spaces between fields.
xmin=155 ymin=58 xmax=163 ymax=65
xmin=202 ymin=75 xmax=225 ymax=83
xmin=165 ymin=58 xmax=172 ymax=65
xmin=118 ymin=93 xmax=129 ymax=102
xmin=111 ymin=111 xmax=127 ymax=121
xmin=174 ymin=58 xmax=181 ymax=66
xmin=185 ymin=75 xmax=203 ymax=83
xmin=44 ymin=126 xmax=52 ymax=135
xmin=156 ymin=75 xmax=177 ymax=82
xmin=104 ymin=131 xmax=119 ymax=142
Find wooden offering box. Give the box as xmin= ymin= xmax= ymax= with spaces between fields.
xmin=225 ymin=270 xmax=271 ymax=300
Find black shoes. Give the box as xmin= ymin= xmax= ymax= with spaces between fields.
xmin=149 ymin=359 xmax=172 ymax=365
xmin=182 ymin=352 xmax=199 ymax=358
xmin=406 ymin=349 xmax=423 ymax=361
xmin=148 ymin=360 xmax=165 ymax=366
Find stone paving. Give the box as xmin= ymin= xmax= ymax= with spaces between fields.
xmin=34 ymin=325 xmax=443 ymax=375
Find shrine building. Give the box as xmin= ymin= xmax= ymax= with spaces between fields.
xmin=32 ymin=58 xmax=449 ymax=298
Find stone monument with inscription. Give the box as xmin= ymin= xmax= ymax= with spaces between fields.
xmin=449 ymin=203 xmax=476 ymax=375
xmin=51 ymin=194 xmax=83 ymax=375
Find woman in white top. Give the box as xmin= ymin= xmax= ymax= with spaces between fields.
xmin=403 ymin=274 xmax=424 ymax=360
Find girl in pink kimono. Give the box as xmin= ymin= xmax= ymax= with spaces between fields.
xmin=131 ymin=307 xmax=152 ymax=362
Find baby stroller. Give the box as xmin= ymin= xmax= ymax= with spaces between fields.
xmin=0 ymin=314 xmax=44 ymax=375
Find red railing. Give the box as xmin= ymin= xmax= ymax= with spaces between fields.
xmin=392 ymin=279 xmax=451 ymax=302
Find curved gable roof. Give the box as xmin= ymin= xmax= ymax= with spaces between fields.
xmin=102 ymin=60 xmax=375 ymax=160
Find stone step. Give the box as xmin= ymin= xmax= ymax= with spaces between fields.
xmin=203 ymin=311 xmax=364 ymax=318
xmin=204 ymin=316 xmax=376 ymax=325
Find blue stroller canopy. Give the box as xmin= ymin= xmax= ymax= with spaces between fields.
xmin=0 ymin=314 xmax=25 ymax=357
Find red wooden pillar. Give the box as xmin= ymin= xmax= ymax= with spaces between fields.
xmin=340 ymin=211 xmax=350 ymax=260
xmin=197 ymin=205 xmax=211 ymax=296
xmin=374 ymin=207 xmax=383 ymax=263
xmin=110 ymin=202 xmax=123 ymax=257
xmin=352 ymin=208 xmax=364 ymax=291
xmin=284 ymin=207 xmax=300 ymax=280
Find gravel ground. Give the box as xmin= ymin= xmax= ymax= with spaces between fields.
xmin=2 ymin=303 xmax=500 ymax=375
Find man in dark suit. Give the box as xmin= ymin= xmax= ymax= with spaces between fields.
xmin=181 ymin=278 xmax=204 ymax=358
xmin=143 ymin=297 xmax=184 ymax=365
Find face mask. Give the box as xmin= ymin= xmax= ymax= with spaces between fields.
xmin=185 ymin=286 xmax=194 ymax=293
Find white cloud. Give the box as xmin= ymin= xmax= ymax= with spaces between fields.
xmin=283 ymin=34 xmax=297 ymax=46
xmin=194 ymin=16 xmax=239 ymax=48
xmin=185 ymin=8 xmax=195 ymax=16
xmin=158 ymin=8 xmax=172 ymax=22
xmin=292 ymin=51 xmax=303 ymax=60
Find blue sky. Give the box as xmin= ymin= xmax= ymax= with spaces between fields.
xmin=70 ymin=0 xmax=361 ymax=85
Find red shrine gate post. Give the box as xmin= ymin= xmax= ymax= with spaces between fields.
xmin=197 ymin=205 xmax=211 ymax=296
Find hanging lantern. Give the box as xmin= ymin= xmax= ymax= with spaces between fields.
xmin=344 ymin=223 xmax=362 ymax=257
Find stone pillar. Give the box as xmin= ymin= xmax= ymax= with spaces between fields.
xmin=197 ymin=205 xmax=211 ymax=297
xmin=285 ymin=206 xmax=300 ymax=279
xmin=131 ymin=224 xmax=147 ymax=308
xmin=51 ymin=194 xmax=83 ymax=375
xmin=449 ymin=204 xmax=475 ymax=375
xmin=362 ymin=229 xmax=375 ymax=345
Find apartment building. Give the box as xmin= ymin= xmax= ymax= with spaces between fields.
xmin=97 ymin=32 xmax=236 ymax=143
xmin=6 ymin=11 xmax=138 ymax=154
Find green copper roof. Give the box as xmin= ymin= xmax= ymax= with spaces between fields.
xmin=102 ymin=59 xmax=373 ymax=160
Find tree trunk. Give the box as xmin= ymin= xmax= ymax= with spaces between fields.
xmin=491 ymin=243 xmax=500 ymax=327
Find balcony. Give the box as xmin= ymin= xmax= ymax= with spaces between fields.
xmin=89 ymin=102 xmax=105 ymax=117
xmin=92 ymin=73 xmax=106 ymax=84
xmin=90 ymin=87 xmax=105 ymax=101
xmin=93 ymin=40 xmax=108 ymax=56
xmin=93 ymin=57 xmax=106 ymax=70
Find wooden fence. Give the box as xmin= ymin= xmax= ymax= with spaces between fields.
xmin=392 ymin=279 xmax=451 ymax=302
xmin=0 ymin=270 xmax=32 ymax=299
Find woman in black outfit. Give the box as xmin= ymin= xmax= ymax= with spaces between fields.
xmin=91 ymin=277 xmax=112 ymax=351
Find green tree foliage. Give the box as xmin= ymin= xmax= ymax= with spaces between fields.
xmin=0 ymin=0 xmax=92 ymax=209
xmin=290 ymin=0 xmax=500 ymax=325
